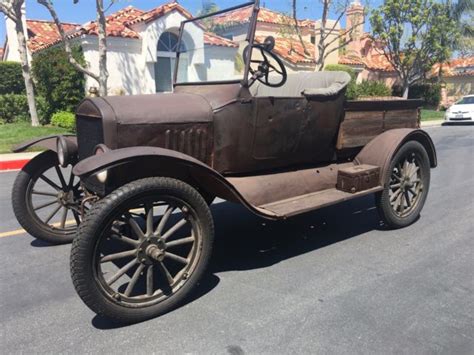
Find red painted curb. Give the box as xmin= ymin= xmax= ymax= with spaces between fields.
xmin=0 ymin=159 xmax=30 ymax=171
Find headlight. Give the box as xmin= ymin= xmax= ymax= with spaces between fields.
xmin=94 ymin=144 xmax=110 ymax=183
xmin=96 ymin=169 xmax=108 ymax=183
xmin=56 ymin=136 xmax=78 ymax=167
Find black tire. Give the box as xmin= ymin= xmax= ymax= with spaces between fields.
xmin=70 ymin=177 xmax=214 ymax=323
xmin=376 ymin=140 xmax=431 ymax=229
xmin=11 ymin=150 xmax=83 ymax=244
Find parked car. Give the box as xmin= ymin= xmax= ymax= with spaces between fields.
xmin=445 ymin=95 xmax=474 ymax=123
xmin=11 ymin=1 xmax=437 ymax=323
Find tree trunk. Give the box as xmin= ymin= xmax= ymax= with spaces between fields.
xmin=14 ymin=11 xmax=39 ymax=126
xmin=402 ymin=82 xmax=410 ymax=99
xmin=97 ymin=0 xmax=108 ymax=96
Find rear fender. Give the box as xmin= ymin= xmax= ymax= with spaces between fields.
xmin=13 ymin=135 xmax=76 ymax=153
xmin=72 ymin=146 xmax=279 ymax=219
xmin=355 ymin=128 xmax=437 ymax=185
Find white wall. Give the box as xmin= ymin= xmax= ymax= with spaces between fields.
xmin=203 ymin=45 xmax=239 ymax=81
xmin=81 ymin=35 xmax=143 ymax=95
xmin=3 ymin=7 xmax=31 ymax=63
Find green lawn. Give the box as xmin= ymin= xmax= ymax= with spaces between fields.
xmin=420 ymin=109 xmax=445 ymax=122
xmin=0 ymin=122 xmax=71 ymax=154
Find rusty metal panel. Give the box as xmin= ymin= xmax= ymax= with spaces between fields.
xmin=116 ymin=123 xmax=213 ymax=165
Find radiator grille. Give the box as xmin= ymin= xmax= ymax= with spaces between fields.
xmin=76 ymin=115 xmax=104 ymax=160
xmin=165 ymin=128 xmax=208 ymax=162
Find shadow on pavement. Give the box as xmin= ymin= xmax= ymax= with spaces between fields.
xmin=209 ymin=195 xmax=383 ymax=273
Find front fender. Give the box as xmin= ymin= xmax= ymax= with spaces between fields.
xmin=13 ymin=134 xmax=76 ymax=153
xmin=355 ymin=128 xmax=437 ymax=184
xmin=73 ymin=146 xmax=280 ymax=220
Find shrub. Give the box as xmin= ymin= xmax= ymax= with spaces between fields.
xmin=392 ymin=83 xmax=442 ymax=108
xmin=0 ymin=94 xmax=48 ymax=124
xmin=32 ymin=46 xmax=86 ymax=119
xmin=324 ymin=64 xmax=358 ymax=100
xmin=0 ymin=61 xmax=25 ymax=95
xmin=51 ymin=111 xmax=75 ymax=131
xmin=356 ymin=80 xmax=392 ymax=97
xmin=408 ymin=83 xmax=441 ymax=108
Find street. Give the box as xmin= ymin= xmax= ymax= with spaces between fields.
xmin=0 ymin=126 xmax=473 ymax=354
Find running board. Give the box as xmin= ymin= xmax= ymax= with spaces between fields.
xmin=258 ymin=186 xmax=383 ymax=218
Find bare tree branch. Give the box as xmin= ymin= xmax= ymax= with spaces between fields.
xmin=37 ymin=0 xmax=100 ymax=83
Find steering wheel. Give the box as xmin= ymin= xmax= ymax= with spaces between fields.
xmin=243 ymin=37 xmax=287 ymax=88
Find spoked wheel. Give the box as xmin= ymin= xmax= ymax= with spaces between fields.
xmin=12 ymin=150 xmax=84 ymax=244
xmin=376 ymin=141 xmax=430 ymax=228
xmin=70 ymin=177 xmax=214 ymax=323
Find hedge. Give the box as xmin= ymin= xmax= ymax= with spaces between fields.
xmin=31 ymin=46 xmax=86 ymax=119
xmin=357 ymin=80 xmax=391 ymax=97
xmin=51 ymin=111 xmax=76 ymax=131
xmin=0 ymin=61 xmax=25 ymax=95
xmin=324 ymin=64 xmax=358 ymax=100
xmin=392 ymin=83 xmax=442 ymax=108
xmin=0 ymin=94 xmax=48 ymax=124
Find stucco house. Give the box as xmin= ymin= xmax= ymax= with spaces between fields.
xmin=432 ymin=57 xmax=474 ymax=106
xmin=1 ymin=2 xmax=239 ymax=95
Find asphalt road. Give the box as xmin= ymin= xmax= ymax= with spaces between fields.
xmin=0 ymin=126 xmax=473 ymax=354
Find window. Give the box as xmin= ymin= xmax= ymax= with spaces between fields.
xmin=310 ymin=35 xmax=316 ymax=44
xmin=155 ymin=32 xmax=187 ymax=92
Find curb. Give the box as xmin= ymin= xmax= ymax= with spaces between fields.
xmin=420 ymin=120 xmax=444 ymax=128
xmin=0 ymin=152 xmax=40 ymax=172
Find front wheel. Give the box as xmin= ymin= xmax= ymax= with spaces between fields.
xmin=11 ymin=150 xmax=83 ymax=244
xmin=375 ymin=140 xmax=431 ymax=229
xmin=70 ymin=177 xmax=214 ymax=323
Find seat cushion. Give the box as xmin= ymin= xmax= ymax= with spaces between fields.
xmin=250 ymin=71 xmax=351 ymax=98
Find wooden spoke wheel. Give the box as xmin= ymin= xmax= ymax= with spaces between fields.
xmin=12 ymin=150 xmax=83 ymax=244
xmin=70 ymin=177 xmax=214 ymax=323
xmin=376 ymin=141 xmax=430 ymax=229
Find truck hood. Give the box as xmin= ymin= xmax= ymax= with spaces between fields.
xmin=77 ymin=93 xmax=213 ymax=125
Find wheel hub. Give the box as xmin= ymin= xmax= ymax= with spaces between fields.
xmin=137 ymin=237 xmax=166 ymax=264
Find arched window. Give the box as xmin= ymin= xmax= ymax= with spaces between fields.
xmin=155 ymin=32 xmax=187 ymax=92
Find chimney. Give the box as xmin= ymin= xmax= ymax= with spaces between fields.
xmin=345 ymin=0 xmax=365 ymax=57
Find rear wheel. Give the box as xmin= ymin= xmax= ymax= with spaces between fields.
xmin=376 ymin=141 xmax=430 ymax=229
xmin=70 ymin=177 xmax=214 ymax=323
xmin=11 ymin=150 xmax=83 ymax=244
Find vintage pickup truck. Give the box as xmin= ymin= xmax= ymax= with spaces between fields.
xmin=11 ymin=1 xmax=436 ymax=323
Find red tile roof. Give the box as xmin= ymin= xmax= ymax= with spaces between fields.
xmin=213 ymin=6 xmax=312 ymax=28
xmin=27 ymin=19 xmax=79 ymax=52
xmin=431 ymin=56 xmax=474 ymax=77
xmin=127 ymin=2 xmax=192 ymax=25
xmin=81 ymin=6 xmax=145 ymax=39
xmin=338 ymin=55 xmax=364 ymax=66
xmin=0 ymin=47 xmax=4 ymax=59
xmin=339 ymin=53 xmax=396 ymax=72
xmin=363 ymin=53 xmax=395 ymax=71
xmin=204 ymin=32 xmax=238 ymax=48
xmin=256 ymin=36 xmax=315 ymax=64
xmin=27 ymin=3 xmax=232 ymax=52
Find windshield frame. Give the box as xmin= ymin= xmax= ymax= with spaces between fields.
xmin=173 ymin=0 xmax=259 ymax=88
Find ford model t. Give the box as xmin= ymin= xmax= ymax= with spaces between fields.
xmin=11 ymin=1 xmax=436 ymax=323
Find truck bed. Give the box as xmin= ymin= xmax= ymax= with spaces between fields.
xmin=336 ymin=99 xmax=423 ymax=149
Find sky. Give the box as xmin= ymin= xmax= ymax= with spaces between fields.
xmin=1 ymin=0 xmax=380 ymax=47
